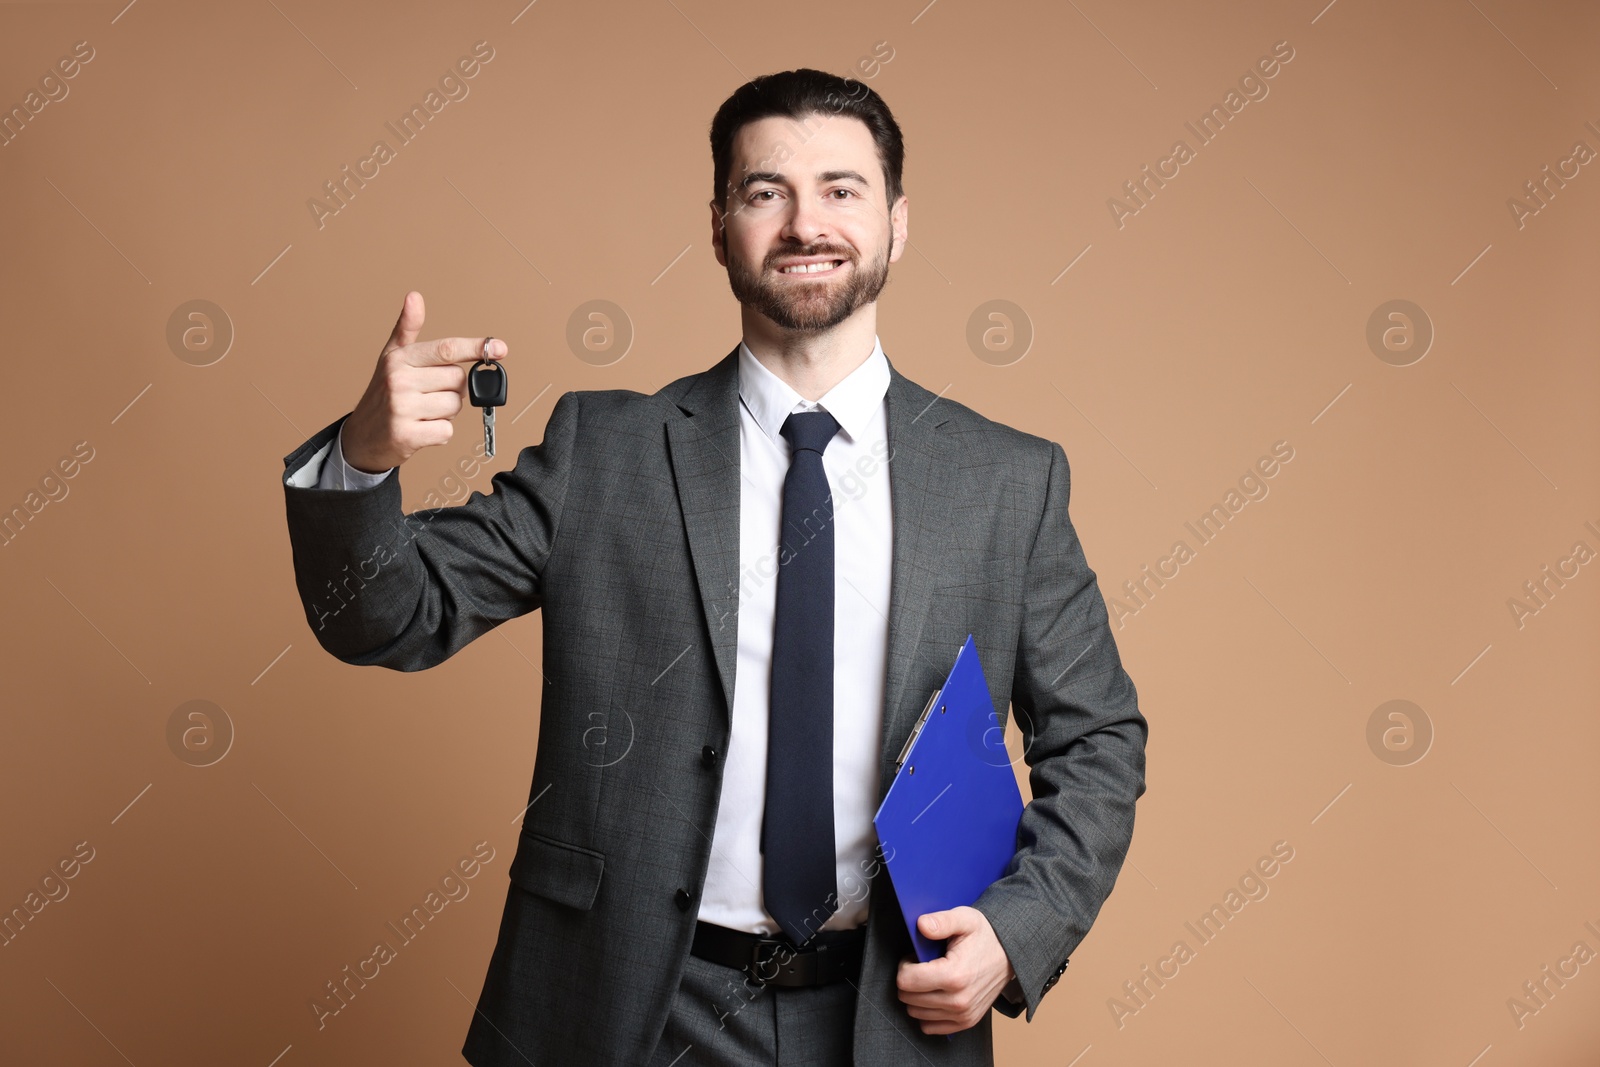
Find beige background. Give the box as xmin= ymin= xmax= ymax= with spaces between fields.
xmin=2 ymin=0 xmax=1597 ymax=1063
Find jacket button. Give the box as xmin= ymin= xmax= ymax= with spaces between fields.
xmin=701 ymin=745 xmax=717 ymax=767
xmin=675 ymin=887 xmax=692 ymax=912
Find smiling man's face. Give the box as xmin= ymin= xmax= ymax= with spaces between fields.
xmin=713 ymin=112 xmax=908 ymax=333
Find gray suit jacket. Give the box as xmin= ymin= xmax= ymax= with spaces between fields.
xmin=280 ymin=345 xmax=1147 ymax=1066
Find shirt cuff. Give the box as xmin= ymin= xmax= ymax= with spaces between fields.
xmin=288 ymin=421 xmax=394 ymax=490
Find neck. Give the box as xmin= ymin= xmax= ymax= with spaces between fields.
xmin=740 ymin=305 xmax=877 ymax=401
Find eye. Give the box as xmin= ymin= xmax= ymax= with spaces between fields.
xmin=750 ymin=190 xmax=777 ymax=202
xmin=829 ymin=188 xmax=856 ymax=199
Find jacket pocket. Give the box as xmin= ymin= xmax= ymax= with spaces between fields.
xmin=508 ymin=830 xmax=606 ymax=911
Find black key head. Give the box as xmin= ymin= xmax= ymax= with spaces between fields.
xmin=468 ymin=359 xmax=508 ymax=408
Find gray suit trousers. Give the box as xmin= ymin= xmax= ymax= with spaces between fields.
xmin=647 ymin=952 xmax=857 ymax=1067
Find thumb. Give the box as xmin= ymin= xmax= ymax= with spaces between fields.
xmin=385 ymin=290 xmax=426 ymax=355
xmin=918 ymin=908 xmax=967 ymax=939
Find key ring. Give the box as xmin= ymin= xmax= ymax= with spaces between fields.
xmin=481 ymin=336 xmax=495 ymax=363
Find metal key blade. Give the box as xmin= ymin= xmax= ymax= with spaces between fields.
xmin=482 ymin=406 xmax=496 ymax=458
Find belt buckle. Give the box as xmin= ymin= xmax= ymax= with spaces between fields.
xmin=744 ymin=935 xmax=799 ymax=986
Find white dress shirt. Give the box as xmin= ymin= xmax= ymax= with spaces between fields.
xmin=702 ymin=338 xmax=892 ymax=935
xmin=286 ymin=338 xmax=895 ymax=936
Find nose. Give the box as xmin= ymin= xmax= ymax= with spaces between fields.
xmin=779 ymin=193 xmax=829 ymax=249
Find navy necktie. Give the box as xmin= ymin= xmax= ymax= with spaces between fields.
xmin=762 ymin=409 xmax=843 ymax=947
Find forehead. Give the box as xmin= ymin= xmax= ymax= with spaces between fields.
xmin=730 ymin=113 xmax=880 ymax=186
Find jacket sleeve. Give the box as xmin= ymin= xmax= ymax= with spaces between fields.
xmin=279 ymin=390 xmax=581 ymax=670
xmin=971 ymin=439 xmax=1148 ymax=1023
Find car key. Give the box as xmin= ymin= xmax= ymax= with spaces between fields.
xmin=468 ymin=337 xmax=508 ymax=458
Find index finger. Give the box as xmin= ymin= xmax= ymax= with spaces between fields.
xmin=896 ymin=955 xmax=953 ymax=993
xmin=401 ymin=335 xmax=505 ymax=368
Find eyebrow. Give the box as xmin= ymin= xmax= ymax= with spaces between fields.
xmin=738 ymin=169 xmax=872 ymax=190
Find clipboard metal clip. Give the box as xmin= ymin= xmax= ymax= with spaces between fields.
xmin=893 ymin=687 xmax=943 ymax=771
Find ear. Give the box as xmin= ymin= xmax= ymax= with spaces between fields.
xmin=709 ymin=201 xmax=728 ymax=267
xmin=888 ymin=193 xmax=909 ymax=265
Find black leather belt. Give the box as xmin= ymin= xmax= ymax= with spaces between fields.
xmin=691 ymin=920 xmax=865 ymax=988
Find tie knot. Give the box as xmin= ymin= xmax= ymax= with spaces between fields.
xmin=780 ymin=410 xmax=842 ymax=456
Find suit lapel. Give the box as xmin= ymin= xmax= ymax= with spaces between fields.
xmin=665 ymin=347 xmax=744 ymax=723
xmin=665 ymin=346 xmax=958 ymax=782
xmin=876 ymin=361 xmax=957 ymax=802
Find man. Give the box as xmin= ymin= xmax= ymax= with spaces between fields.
xmin=280 ymin=68 xmax=1146 ymax=1066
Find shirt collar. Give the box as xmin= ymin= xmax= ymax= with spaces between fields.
xmin=736 ymin=335 xmax=889 ymax=445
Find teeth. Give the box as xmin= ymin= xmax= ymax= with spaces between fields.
xmin=781 ymin=260 xmax=842 ymax=274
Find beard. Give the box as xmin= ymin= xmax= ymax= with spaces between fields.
xmin=725 ymin=235 xmax=893 ymax=332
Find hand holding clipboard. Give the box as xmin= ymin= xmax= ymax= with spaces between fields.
xmin=875 ymin=635 xmax=1027 ymax=1038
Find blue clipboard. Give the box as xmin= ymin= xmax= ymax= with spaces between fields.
xmin=873 ymin=634 xmax=1025 ymax=964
